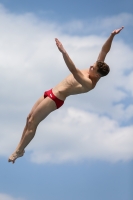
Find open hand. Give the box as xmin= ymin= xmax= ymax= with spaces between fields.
xmin=111 ymin=26 xmax=124 ymax=35
xmin=55 ymin=38 xmax=66 ymax=53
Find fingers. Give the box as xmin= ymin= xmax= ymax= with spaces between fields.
xmin=55 ymin=38 xmax=60 ymax=43
xmin=116 ymin=26 xmax=124 ymax=31
xmin=117 ymin=26 xmax=124 ymax=34
xmin=55 ymin=38 xmax=62 ymax=49
xmin=55 ymin=38 xmax=60 ymax=46
xmin=119 ymin=26 xmax=124 ymax=31
xmin=112 ymin=26 xmax=124 ymax=35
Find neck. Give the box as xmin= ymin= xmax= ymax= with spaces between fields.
xmin=89 ymin=74 xmax=101 ymax=87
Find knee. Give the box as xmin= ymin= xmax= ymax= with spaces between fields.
xmin=27 ymin=114 xmax=30 ymax=122
xmin=27 ymin=112 xmax=32 ymax=121
xmin=27 ymin=114 xmax=37 ymax=131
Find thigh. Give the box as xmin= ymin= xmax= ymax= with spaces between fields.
xmin=29 ymin=95 xmax=44 ymax=115
xmin=32 ymin=97 xmax=57 ymax=125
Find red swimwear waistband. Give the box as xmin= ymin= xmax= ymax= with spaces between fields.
xmin=44 ymin=89 xmax=64 ymax=109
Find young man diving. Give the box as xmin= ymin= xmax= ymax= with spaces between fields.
xmin=8 ymin=26 xmax=124 ymax=163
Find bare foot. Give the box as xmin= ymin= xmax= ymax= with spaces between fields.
xmin=8 ymin=150 xmax=25 ymax=164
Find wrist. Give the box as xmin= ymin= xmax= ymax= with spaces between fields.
xmin=111 ymin=32 xmax=115 ymax=37
xmin=62 ymin=50 xmax=67 ymax=54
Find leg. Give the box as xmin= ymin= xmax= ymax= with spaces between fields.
xmin=8 ymin=96 xmax=45 ymax=161
xmin=20 ymin=96 xmax=44 ymax=141
xmin=8 ymin=96 xmax=57 ymax=163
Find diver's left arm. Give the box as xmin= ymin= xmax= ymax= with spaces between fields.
xmin=97 ymin=26 xmax=124 ymax=61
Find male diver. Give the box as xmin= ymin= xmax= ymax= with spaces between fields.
xmin=8 ymin=27 xmax=124 ymax=163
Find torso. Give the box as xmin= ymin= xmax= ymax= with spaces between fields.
xmin=52 ymin=69 xmax=97 ymax=101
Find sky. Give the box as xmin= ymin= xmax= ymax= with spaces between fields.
xmin=0 ymin=0 xmax=133 ymax=200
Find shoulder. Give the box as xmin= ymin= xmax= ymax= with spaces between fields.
xmin=84 ymin=77 xmax=94 ymax=90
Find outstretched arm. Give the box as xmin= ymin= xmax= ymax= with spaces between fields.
xmin=97 ymin=26 xmax=124 ymax=61
xmin=55 ymin=38 xmax=76 ymax=73
xmin=55 ymin=38 xmax=92 ymax=89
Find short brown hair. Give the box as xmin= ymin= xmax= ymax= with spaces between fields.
xmin=96 ymin=61 xmax=110 ymax=76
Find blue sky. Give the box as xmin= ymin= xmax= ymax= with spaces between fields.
xmin=0 ymin=0 xmax=133 ymax=200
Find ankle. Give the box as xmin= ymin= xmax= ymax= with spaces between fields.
xmin=15 ymin=149 xmax=23 ymax=154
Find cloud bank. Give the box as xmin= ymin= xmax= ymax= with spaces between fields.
xmin=28 ymin=107 xmax=133 ymax=164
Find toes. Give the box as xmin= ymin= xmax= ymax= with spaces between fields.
xmin=8 ymin=156 xmax=15 ymax=163
xmin=8 ymin=158 xmax=12 ymax=162
xmin=8 ymin=158 xmax=14 ymax=163
xmin=8 ymin=159 xmax=12 ymax=163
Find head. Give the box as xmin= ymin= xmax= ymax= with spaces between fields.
xmin=89 ymin=61 xmax=110 ymax=78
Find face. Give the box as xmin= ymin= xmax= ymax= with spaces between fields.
xmin=89 ymin=63 xmax=100 ymax=78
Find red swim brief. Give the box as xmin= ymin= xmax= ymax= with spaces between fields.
xmin=44 ymin=89 xmax=64 ymax=109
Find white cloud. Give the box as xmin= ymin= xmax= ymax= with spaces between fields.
xmin=28 ymin=107 xmax=133 ymax=164
xmin=101 ymin=13 xmax=133 ymax=29
xmin=0 ymin=4 xmax=133 ymax=163
xmin=59 ymin=13 xmax=133 ymax=34
xmin=0 ymin=193 xmax=25 ymax=200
